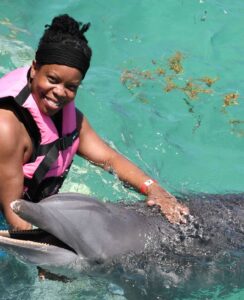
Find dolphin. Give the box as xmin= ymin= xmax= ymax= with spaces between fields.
xmin=0 ymin=193 xmax=157 ymax=269
xmin=0 ymin=192 xmax=243 ymax=280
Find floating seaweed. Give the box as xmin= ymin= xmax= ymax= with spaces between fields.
xmin=168 ymin=51 xmax=184 ymax=74
xmin=121 ymin=51 xmax=242 ymax=136
xmin=121 ymin=52 xmax=218 ymax=101
xmin=223 ymin=93 xmax=239 ymax=107
xmin=120 ymin=69 xmax=142 ymax=90
xmin=121 ymin=52 xmax=236 ymax=110
xmin=181 ymin=81 xmax=213 ymax=99
xmin=155 ymin=67 xmax=166 ymax=76
xmin=164 ymin=76 xmax=177 ymax=92
xmin=198 ymin=76 xmax=218 ymax=87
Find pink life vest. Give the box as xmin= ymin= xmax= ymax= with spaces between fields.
xmin=0 ymin=66 xmax=80 ymax=201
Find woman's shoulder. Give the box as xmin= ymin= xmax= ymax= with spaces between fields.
xmin=0 ymin=105 xmax=21 ymax=131
xmin=0 ymin=106 xmax=30 ymax=152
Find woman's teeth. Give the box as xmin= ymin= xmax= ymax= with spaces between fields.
xmin=45 ymin=97 xmax=61 ymax=108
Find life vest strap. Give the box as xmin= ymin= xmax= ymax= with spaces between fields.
xmin=12 ymin=84 xmax=41 ymax=161
xmin=36 ymin=129 xmax=79 ymax=155
xmin=14 ymin=85 xmax=30 ymax=105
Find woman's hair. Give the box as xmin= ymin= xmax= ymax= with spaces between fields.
xmin=35 ymin=14 xmax=92 ymax=78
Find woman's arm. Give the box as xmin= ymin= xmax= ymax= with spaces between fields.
xmin=0 ymin=109 xmax=32 ymax=230
xmin=76 ymin=110 xmax=189 ymax=224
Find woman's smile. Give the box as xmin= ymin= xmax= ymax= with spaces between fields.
xmin=43 ymin=95 xmax=64 ymax=109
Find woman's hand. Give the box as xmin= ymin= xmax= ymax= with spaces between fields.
xmin=146 ymin=183 xmax=189 ymax=224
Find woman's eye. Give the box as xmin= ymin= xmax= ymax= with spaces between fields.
xmin=67 ymin=85 xmax=78 ymax=92
xmin=48 ymin=76 xmax=57 ymax=83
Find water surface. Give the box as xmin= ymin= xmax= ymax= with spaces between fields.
xmin=0 ymin=0 xmax=244 ymax=299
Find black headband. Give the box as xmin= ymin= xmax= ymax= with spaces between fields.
xmin=35 ymin=44 xmax=90 ymax=78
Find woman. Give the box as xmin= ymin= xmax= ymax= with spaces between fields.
xmin=0 ymin=14 xmax=188 ymax=230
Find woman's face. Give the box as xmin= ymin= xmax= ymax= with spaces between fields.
xmin=30 ymin=62 xmax=83 ymax=116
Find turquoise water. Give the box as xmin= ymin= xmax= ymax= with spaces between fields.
xmin=0 ymin=0 xmax=244 ymax=299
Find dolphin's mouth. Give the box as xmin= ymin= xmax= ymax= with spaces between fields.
xmin=0 ymin=228 xmax=76 ymax=253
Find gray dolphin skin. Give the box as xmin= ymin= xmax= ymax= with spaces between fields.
xmin=0 ymin=192 xmax=244 ymax=298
